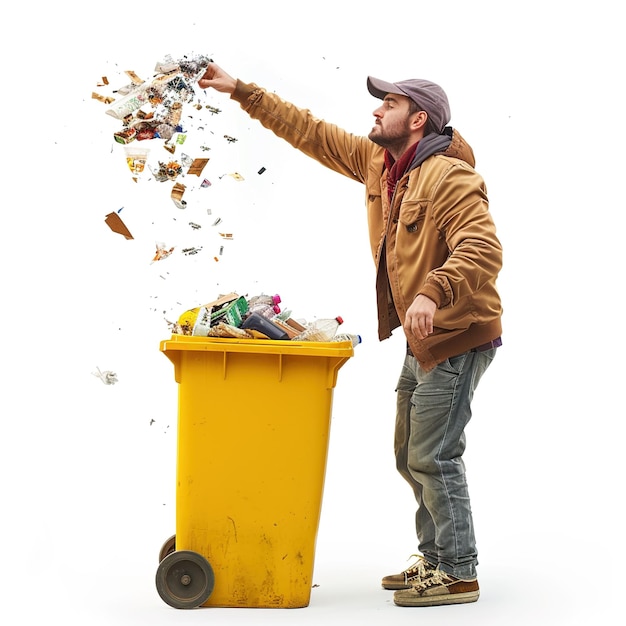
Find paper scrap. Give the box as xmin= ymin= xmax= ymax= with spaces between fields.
xmin=93 ymin=367 xmax=118 ymax=385
xmin=152 ymin=243 xmax=175 ymax=262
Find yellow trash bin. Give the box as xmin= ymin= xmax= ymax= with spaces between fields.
xmin=156 ymin=334 xmax=354 ymax=609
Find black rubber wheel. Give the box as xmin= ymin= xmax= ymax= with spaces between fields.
xmin=155 ymin=550 xmax=215 ymax=609
xmin=158 ymin=534 xmax=176 ymax=562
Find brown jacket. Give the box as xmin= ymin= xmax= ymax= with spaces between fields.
xmin=231 ymin=80 xmax=503 ymax=370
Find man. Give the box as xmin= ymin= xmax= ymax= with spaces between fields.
xmin=198 ymin=63 xmax=503 ymax=607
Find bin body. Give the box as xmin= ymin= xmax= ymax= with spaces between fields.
xmin=160 ymin=335 xmax=353 ymax=608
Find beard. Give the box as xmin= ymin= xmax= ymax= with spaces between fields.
xmin=368 ymin=118 xmax=413 ymax=153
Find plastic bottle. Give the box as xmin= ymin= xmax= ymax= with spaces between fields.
xmin=330 ymin=333 xmax=362 ymax=347
xmin=273 ymin=309 xmax=293 ymax=322
xmin=293 ymin=316 xmax=344 ymax=342
xmin=247 ymin=301 xmax=281 ymax=319
xmin=247 ymin=293 xmax=281 ymax=308
xmin=177 ymin=306 xmax=200 ymax=334
xmin=191 ymin=305 xmax=212 ymax=336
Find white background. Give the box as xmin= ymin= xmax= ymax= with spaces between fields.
xmin=1 ymin=1 xmax=623 ymax=624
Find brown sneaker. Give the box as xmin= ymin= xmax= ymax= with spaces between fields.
xmin=381 ymin=555 xmax=437 ymax=590
xmin=393 ymin=569 xmax=480 ymax=606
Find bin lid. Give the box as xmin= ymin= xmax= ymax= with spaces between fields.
xmin=160 ymin=334 xmax=354 ymax=388
xmin=160 ymin=334 xmax=355 ymax=358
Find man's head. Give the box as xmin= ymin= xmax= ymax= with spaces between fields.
xmin=367 ymin=76 xmax=450 ymax=135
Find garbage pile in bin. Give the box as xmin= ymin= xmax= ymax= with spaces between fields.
xmin=168 ymin=292 xmax=361 ymax=345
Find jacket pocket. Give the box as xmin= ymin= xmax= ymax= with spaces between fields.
xmin=398 ymin=200 xmax=428 ymax=233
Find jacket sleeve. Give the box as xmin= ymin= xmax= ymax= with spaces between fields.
xmin=419 ymin=162 xmax=502 ymax=308
xmin=231 ymin=80 xmax=372 ymax=184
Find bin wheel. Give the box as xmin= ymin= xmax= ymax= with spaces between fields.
xmin=158 ymin=534 xmax=176 ymax=562
xmin=155 ymin=550 xmax=214 ymax=609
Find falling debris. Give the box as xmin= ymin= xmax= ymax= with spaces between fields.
xmin=95 ymin=54 xmax=227 ymax=197
xmin=124 ymin=69 xmax=145 ymax=85
xmin=153 ymin=160 xmax=183 ymax=182
xmin=104 ymin=212 xmax=134 ymax=239
xmin=188 ymin=158 xmax=210 ymax=177
xmin=171 ymin=182 xmax=187 ymax=209
xmin=94 ymin=54 xmax=261 ymax=284
xmin=152 ymin=243 xmax=175 ymax=262
xmin=124 ymin=146 xmax=149 ymax=177
xmin=92 ymin=92 xmax=115 ymax=105
xmin=180 ymin=153 xmax=194 ymax=169
xmin=92 ymin=367 xmax=119 ymax=385
xmin=113 ymin=127 xmax=137 ymax=144
xmin=103 ymin=55 xmax=212 ymax=122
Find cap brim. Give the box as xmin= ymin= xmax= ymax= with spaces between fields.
xmin=367 ymin=76 xmax=405 ymax=100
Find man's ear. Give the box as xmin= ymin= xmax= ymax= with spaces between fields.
xmin=411 ymin=110 xmax=428 ymax=130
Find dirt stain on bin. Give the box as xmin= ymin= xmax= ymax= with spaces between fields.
xmin=227 ymin=516 xmax=238 ymax=541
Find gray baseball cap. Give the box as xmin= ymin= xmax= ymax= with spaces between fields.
xmin=367 ymin=76 xmax=451 ymax=133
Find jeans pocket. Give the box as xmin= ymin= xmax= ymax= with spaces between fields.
xmin=440 ymin=353 xmax=467 ymax=375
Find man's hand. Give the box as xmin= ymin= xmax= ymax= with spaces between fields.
xmin=198 ymin=63 xmax=237 ymax=95
xmin=404 ymin=294 xmax=437 ymax=340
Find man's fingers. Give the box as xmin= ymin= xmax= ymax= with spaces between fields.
xmin=405 ymin=315 xmax=433 ymax=340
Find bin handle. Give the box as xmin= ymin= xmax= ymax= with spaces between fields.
xmin=327 ymin=356 xmax=350 ymax=389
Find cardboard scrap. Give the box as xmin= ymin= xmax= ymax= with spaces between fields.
xmin=171 ymin=182 xmax=187 ymax=209
xmin=105 ymin=212 xmax=134 ymax=239
xmin=92 ymin=92 xmax=115 ymax=104
xmin=125 ymin=70 xmax=145 ymax=85
xmin=188 ymin=158 xmax=210 ymax=177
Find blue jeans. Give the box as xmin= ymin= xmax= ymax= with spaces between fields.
xmin=394 ymin=348 xmax=496 ymax=579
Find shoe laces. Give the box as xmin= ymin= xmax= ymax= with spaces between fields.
xmin=403 ymin=555 xmax=435 ymax=583
xmin=411 ymin=568 xmax=454 ymax=593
